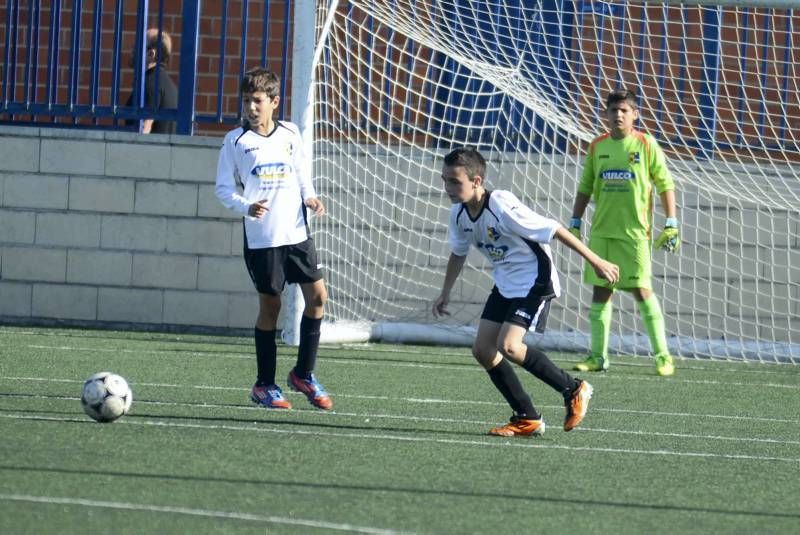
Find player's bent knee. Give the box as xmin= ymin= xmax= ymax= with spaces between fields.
xmin=498 ymin=342 xmax=525 ymax=363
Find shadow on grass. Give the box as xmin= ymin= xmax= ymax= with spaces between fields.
xmin=0 ymin=463 xmax=797 ymax=520
xmin=0 ymin=403 xmax=487 ymax=438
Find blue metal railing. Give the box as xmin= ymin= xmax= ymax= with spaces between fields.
xmin=0 ymin=0 xmax=294 ymax=135
xmin=2 ymin=0 xmax=797 ymax=156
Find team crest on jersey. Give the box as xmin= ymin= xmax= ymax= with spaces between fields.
xmin=285 ymin=142 xmax=294 ymax=157
xmin=483 ymin=243 xmax=508 ymax=261
xmin=629 ymin=152 xmax=640 ymax=164
xmin=487 ymin=227 xmax=501 ymax=241
xmin=252 ymin=162 xmax=292 ymax=180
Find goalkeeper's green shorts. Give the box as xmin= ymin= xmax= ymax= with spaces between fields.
xmin=583 ymin=236 xmax=652 ymax=290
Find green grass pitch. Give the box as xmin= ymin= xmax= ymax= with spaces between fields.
xmin=1 ymin=326 xmax=799 ymax=534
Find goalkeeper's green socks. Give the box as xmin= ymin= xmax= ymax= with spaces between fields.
xmin=637 ymin=295 xmax=670 ymax=357
xmin=589 ymin=301 xmax=612 ymax=358
xmin=575 ymin=301 xmax=612 ymax=371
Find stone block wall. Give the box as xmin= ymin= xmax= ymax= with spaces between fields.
xmin=0 ymin=126 xmax=257 ymax=332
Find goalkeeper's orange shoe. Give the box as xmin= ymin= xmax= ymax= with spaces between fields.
xmin=564 ymin=380 xmax=593 ymax=431
xmin=489 ymin=416 xmax=545 ymax=437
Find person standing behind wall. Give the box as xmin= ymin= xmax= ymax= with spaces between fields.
xmin=126 ymin=29 xmax=179 ymax=134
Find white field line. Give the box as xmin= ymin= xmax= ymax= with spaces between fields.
xmin=5 ymin=391 xmax=799 ymax=447
xmin=0 ymin=493 xmax=405 ymax=534
xmin=16 ymin=344 xmax=800 ymax=389
xmin=2 ymin=374 xmax=800 ymax=425
xmin=1 ymin=412 xmax=798 ymax=464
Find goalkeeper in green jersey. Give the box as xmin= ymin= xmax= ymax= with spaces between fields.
xmin=568 ymin=89 xmax=679 ymax=376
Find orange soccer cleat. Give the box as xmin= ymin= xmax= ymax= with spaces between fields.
xmin=489 ymin=416 xmax=546 ymax=437
xmin=564 ymin=380 xmax=593 ymax=431
xmin=288 ymin=369 xmax=333 ymax=410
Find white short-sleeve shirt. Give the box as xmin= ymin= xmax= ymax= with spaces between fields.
xmin=448 ymin=190 xmax=561 ymax=299
xmin=215 ymin=121 xmax=316 ymax=249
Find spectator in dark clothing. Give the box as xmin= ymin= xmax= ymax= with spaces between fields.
xmin=126 ymin=29 xmax=178 ymax=134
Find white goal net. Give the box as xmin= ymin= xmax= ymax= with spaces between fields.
xmin=311 ymin=0 xmax=799 ymax=363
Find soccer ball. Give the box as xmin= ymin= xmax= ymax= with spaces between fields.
xmin=81 ymin=372 xmax=133 ymax=423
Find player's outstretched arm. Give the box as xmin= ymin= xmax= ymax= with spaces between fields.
xmin=432 ymin=253 xmax=466 ymax=317
xmin=554 ymin=227 xmax=619 ymax=285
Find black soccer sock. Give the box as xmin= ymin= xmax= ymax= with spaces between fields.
xmin=294 ymin=315 xmax=322 ymax=378
xmin=487 ymin=359 xmax=539 ymax=419
xmin=254 ymin=328 xmax=277 ymax=386
xmin=522 ymin=346 xmax=579 ymax=398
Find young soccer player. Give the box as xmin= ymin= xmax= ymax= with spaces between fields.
xmin=433 ymin=146 xmax=619 ymax=436
xmin=568 ymin=89 xmax=679 ymax=376
xmin=215 ymin=67 xmax=332 ymax=410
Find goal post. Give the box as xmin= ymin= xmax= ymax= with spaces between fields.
xmin=309 ymin=0 xmax=800 ymax=363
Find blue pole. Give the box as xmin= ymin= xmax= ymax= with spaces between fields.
xmin=68 ymin=0 xmax=82 ymax=113
xmin=177 ymin=0 xmax=201 ymax=135
xmin=279 ymin=0 xmax=292 ymax=119
xmin=111 ymin=0 xmax=123 ymax=110
xmin=90 ymin=0 xmax=102 ymax=120
xmin=3 ymin=0 xmax=16 ymax=108
xmin=697 ymin=6 xmax=722 ymax=159
xmin=217 ymin=0 xmax=228 ymax=122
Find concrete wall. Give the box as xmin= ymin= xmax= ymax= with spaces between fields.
xmin=0 ymin=126 xmax=257 ymax=332
xmin=0 ymin=126 xmax=797 ymax=346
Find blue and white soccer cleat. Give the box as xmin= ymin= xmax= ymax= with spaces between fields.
xmin=288 ymin=369 xmax=333 ymax=410
xmin=250 ymin=383 xmax=292 ymax=409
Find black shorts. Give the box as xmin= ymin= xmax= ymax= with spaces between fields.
xmin=243 ymin=238 xmax=323 ymax=295
xmin=480 ymin=284 xmax=556 ymax=333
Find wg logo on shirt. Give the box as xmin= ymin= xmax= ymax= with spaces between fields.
xmin=252 ymin=162 xmax=293 ymax=180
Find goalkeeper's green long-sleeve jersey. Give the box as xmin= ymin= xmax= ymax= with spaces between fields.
xmin=577 ymin=130 xmax=675 ymax=241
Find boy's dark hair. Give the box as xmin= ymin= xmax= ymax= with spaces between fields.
xmin=606 ymin=89 xmax=638 ymax=110
xmin=443 ymin=146 xmax=486 ymax=181
xmin=240 ymin=67 xmax=280 ymax=97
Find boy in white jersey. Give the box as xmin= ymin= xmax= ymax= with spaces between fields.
xmin=568 ymin=89 xmax=679 ymax=376
xmin=433 ymin=147 xmax=619 ymax=436
xmin=215 ymin=67 xmax=332 ymax=410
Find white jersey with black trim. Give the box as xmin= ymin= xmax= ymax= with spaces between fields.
xmin=215 ymin=121 xmax=316 ymax=249
xmin=448 ymin=190 xmax=562 ymax=299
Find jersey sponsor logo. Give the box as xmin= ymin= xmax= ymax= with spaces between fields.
xmin=479 ymin=243 xmax=508 ymax=262
xmin=244 ymin=146 xmax=259 ymax=154
xmin=251 ymin=162 xmax=293 ymax=180
xmin=629 ymin=151 xmax=640 ymax=164
xmin=487 ymin=227 xmax=501 ymax=241
xmin=598 ymin=154 xmax=610 ymax=159
xmin=600 ymin=169 xmax=635 ymax=181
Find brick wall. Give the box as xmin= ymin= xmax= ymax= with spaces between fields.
xmin=0 ymin=0 xmax=295 ymax=136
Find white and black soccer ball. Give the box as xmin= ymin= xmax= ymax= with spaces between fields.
xmin=81 ymin=372 xmax=133 ymax=423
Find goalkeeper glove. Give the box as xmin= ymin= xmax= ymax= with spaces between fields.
xmin=655 ymin=218 xmax=680 ymax=253
xmin=568 ymin=217 xmax=582 ymax=241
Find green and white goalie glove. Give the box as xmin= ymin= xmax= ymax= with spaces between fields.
xmin=654 ymin=218 xmax=680 ymax=253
